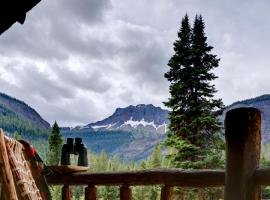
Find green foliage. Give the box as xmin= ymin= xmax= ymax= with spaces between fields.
xmin=46 ymin=121 xmax=63 ymax=165
xmin=163 ymin=14 xmax=224 ymax=169
xmin=13 ymin=131 xmax=20 ymax=140
xmin=261 ymin=143 xmax=270 ymax=198
xmin=49 ymin=186 xmax=62 ymax=200
xmin=148 ymin=144 xmax=161 ymax=168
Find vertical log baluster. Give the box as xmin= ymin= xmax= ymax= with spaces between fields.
xmin=62 ymin=185 xmax=71 ymax=200
xmin=120 ymin=185 xmax=131 ymax=200
xmin=225 ymin=108 xmax=261 ymax=200
xmin=160 ymin=185 xmax=173 ymax=200
xmin=85 ymin=185 xmax=97 ymax=200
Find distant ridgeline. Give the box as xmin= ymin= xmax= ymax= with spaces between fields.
xmin=3 ymin=91 xmax=270 ymax=161
xmin=0 ymin=93 xmax=50 ymax=140
xmin=61 ymin=104 xmax=168 ymax=161
xmin=63 ymin=96 xmax=270 ymax=161
xmin=223 ymin=94 xmax=270 ymax=143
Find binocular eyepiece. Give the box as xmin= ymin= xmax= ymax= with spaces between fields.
xmin=61 ymin=138 xmax=88 ymax=166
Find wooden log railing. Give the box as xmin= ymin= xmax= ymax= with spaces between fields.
xmin=46 ymin=107 xmax=268 ymax=200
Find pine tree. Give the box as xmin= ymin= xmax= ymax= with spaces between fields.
xmin=148 ymin=144 xmax=161 ymax=168
xmin=164 ymin=14 xmax=224 ymax=169
xmin=46 ymin=121 xmax=63 ymax=165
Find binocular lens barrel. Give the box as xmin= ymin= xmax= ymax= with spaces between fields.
xmin=75 ymin=137 xmax=82 ymax=144
xmin=67 ymin=138 xmax=73 ymax=144
xmin=61 ymin=137 xmax=88 ymax=166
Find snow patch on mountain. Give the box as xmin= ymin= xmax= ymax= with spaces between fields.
xmin=121 ymin=117 xmax=166 ymax=130
xmin=84 ymin=104 xmax=169 ymax=134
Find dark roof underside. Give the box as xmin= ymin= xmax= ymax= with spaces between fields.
xmin=0 ymin=0 xmax=41 ymax=35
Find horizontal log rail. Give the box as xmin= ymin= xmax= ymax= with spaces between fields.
xmin=46 ymin=168 xmax=225 ymax=187
xmin=46 ymin=167 xmax=270 ymax=187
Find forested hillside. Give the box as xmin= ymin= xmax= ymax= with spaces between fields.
xmin=0 ymin=93 xmax=50 ymax=129
xmin=223 ymin=94 xmax=270 ymax=143
xmin=0 ymin=93 xmax=50 ymax=158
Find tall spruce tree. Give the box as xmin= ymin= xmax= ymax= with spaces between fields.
xmin=46 ymin=121 xmax=63 ymax=165
xmin=164 ymin=14 xmax=224 ymax=169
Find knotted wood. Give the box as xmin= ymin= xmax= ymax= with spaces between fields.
xmin=225 ymin=107 xmax=261 ymax=200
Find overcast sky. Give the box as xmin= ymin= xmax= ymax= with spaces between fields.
xmin=1 ymin=0 xmax=270 ymax=126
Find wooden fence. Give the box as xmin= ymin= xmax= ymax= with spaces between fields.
xmin=47 ymin=107 xmax=268 ymax=200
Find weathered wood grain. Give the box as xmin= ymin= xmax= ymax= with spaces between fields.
xmin=160 ymin=185 xmax=173 ymax=200
xmin=47 ymin=168 xmax=225 ymax=187
xmin=120 ymin=185 xmax=131 ymax=200
xmin=0 ymin=129 xmax=18 ymax=200
xmin=62 ymin=185 xmax=71 ymax=200
xmin=85 ymin=185 xmax=97 ymax=200
xmin=225 ymin=107 xmax=261 ymax=200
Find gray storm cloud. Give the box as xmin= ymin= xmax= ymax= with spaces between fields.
xmin=1 ymin=0 xmax=270 ymax=126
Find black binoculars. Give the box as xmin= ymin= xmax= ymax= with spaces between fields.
xmin=61 ymin=138 xmax=88 ymax=166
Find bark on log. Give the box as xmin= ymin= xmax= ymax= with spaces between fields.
xmin=47 ymin=168 xmax=224 ymax=187
xmin=85 ymin=185 xmax=97 ymax=200
xmin=62 ymin=185 xmax=71 ymax=200
xmin=160 ymin=185 xmax=173 ymax=200
xmin=120 ymin=185 xmax=131 ymax=200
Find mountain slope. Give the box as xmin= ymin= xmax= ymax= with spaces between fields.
xmin=0 ymin=93 xmax=50 ymax=129
xmin=0 ymin=93 xmax=50 ymax=139
xmin=223 ymin=94 xmax=270 ymax=143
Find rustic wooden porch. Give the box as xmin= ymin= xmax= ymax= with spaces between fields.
xmin=47 ymin=107 xmax=268 ymax=200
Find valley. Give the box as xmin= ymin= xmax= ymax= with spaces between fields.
xmin=2 ymin=92 xmax=270 ymax=161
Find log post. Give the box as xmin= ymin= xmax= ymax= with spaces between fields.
xmin=160 ymin=185 xmax=173 ymax=200
xmin=225 ymin=107 xmax=261 ymax=200
xmin=120 ymin=185 xmax=131 ymax=200
xmin=62 ymin=185 xmax=71 ymax=200
xmin=85 ymin=185 xmax=97 ymax=200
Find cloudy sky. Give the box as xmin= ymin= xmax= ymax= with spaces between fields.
xmin=1 ymin=0 xmax=270 ymax=126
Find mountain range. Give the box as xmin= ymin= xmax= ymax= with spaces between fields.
xmin=62 ymin=94 xmax=270 ymax=160
xmin=2 ymin=92 xmax=270 ymax=160
xmin=61 ymin=104 xmax=168 ymax=160
xmin=69 ymin=104 xmax=168 ymax=134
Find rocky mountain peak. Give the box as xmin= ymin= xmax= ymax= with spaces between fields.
xmin=86 ymin=104 xmax=169 ymax=133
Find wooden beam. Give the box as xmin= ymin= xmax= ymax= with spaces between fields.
xmin=224 ymin=108 xmax=261 ymax=200
xmin=254 ymin=167 xmax=270 ymax=185
xmin=47 ymin=168 xmax=224 ymax=187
